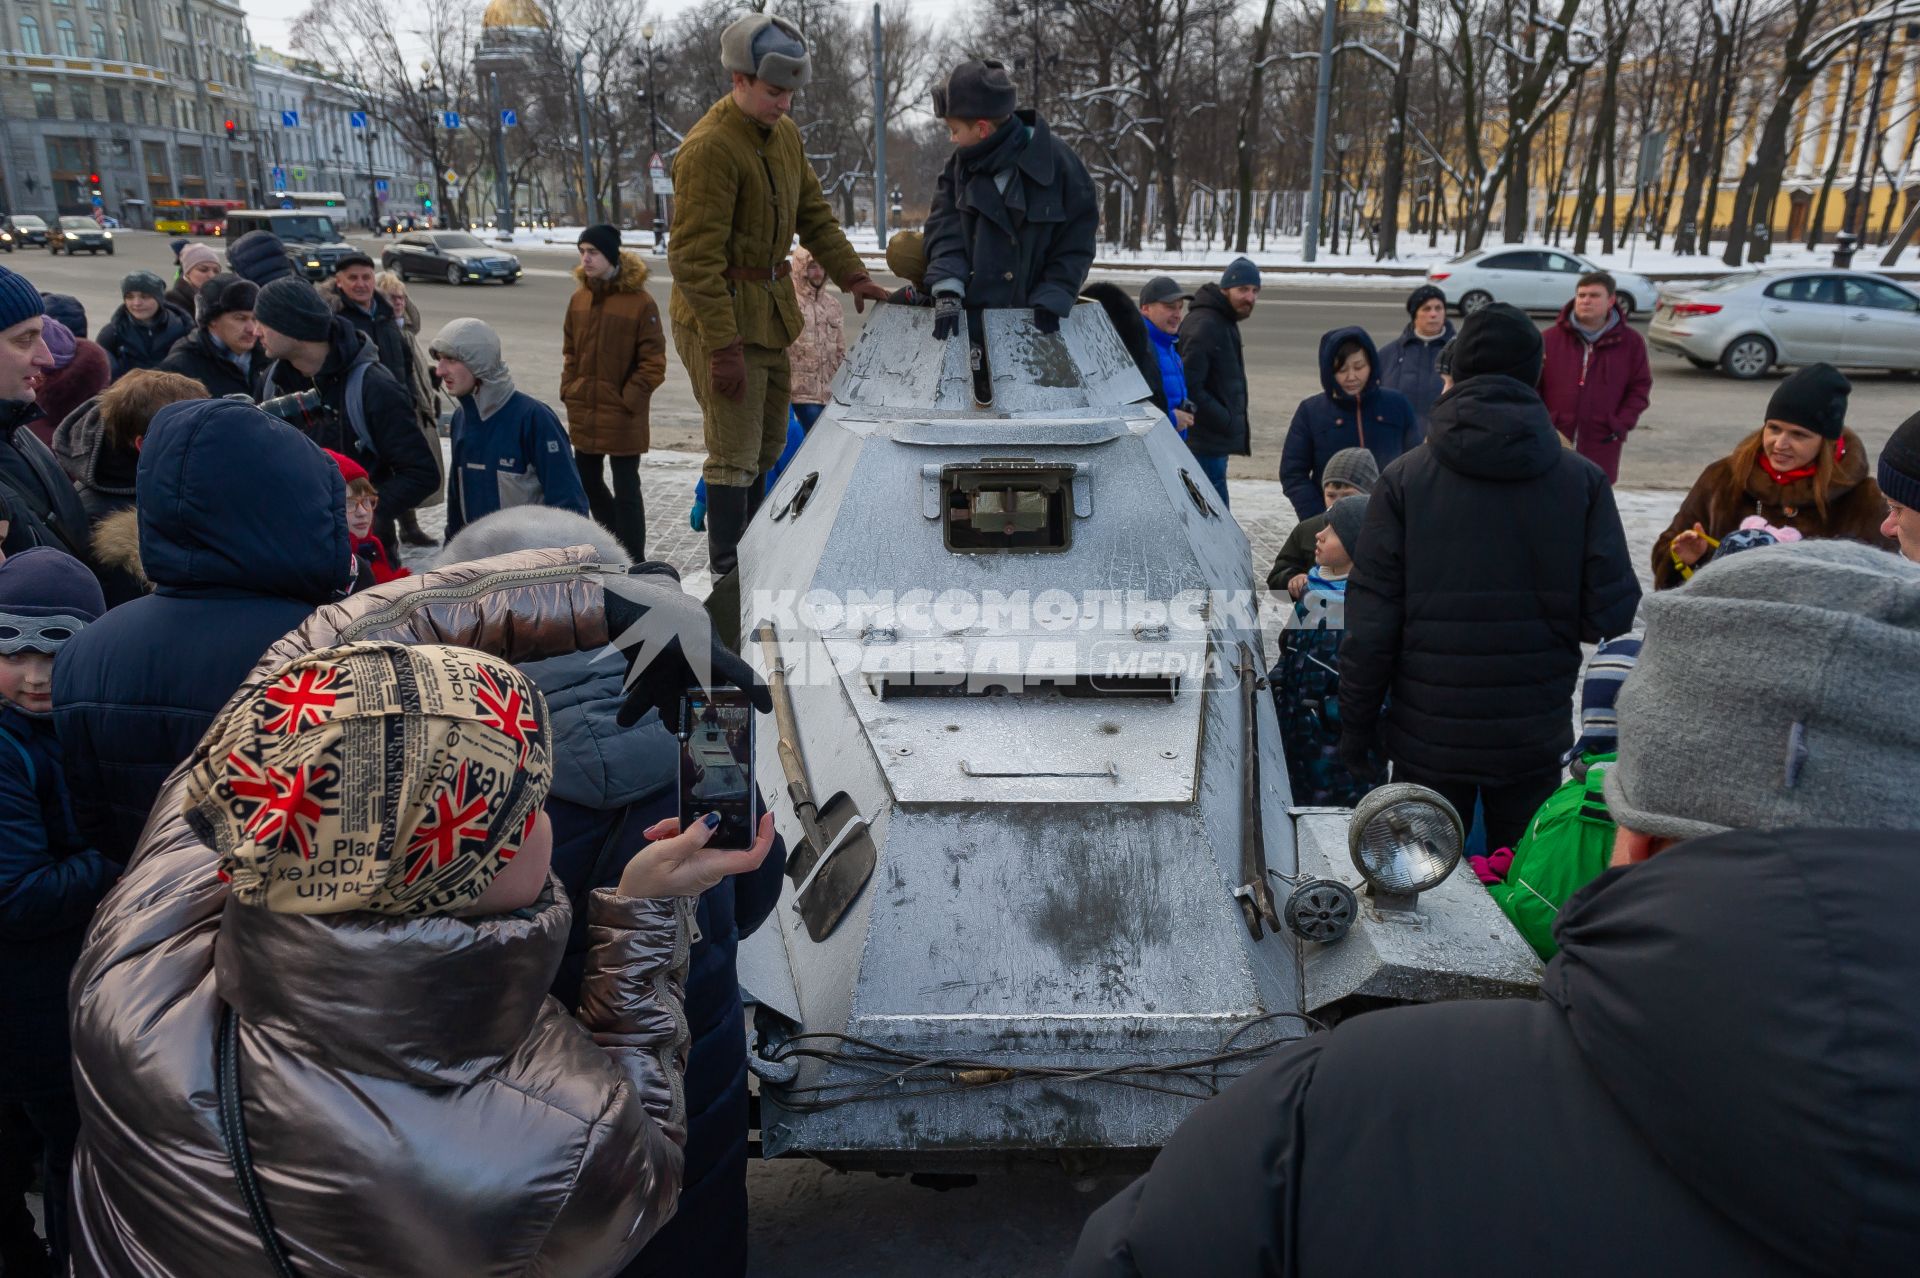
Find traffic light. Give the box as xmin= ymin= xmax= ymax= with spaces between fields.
xmin=423 ymin=196 xmax=433 ymax=210
xmin=225 ymin=119 xmax=236 ymax=138
xmin=87 ymin=173 xmax=99 ymax=185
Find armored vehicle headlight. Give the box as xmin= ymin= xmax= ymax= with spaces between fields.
xmin=1347 ymin=784 xmax=1463 ymax=908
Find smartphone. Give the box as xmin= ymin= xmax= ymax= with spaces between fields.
xmin=679 ymin=689 xmax=757 ymax=851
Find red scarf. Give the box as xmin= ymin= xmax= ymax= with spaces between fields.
xmin=1758 ymin=436 xmax=1844 ymax=486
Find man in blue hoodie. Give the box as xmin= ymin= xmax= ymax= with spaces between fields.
xmin=52 ymin=398 xmax=353 ymax=862
xmin=1279 ymin=326 xmax=1419 ymax=519
xmin=1138 ymin=277 xmax=1193 ymax=438
xmin=430 ymin=318 xmax=590 ymax=542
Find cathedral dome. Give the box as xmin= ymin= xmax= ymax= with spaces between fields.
xmin=481 ymin=0 xmax=549 ymax=31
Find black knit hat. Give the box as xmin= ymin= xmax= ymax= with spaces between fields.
xmin=196 ymin=273 xmax=259 ymax=327
xmin=227 ymin=230 xmax=294 ymax=287
xmin=1880 ymin=411 xmax=1920 ymax=511
xmin=253 ymin=277 xmax=333 ymax=343
xmin=934 ymin=60 xmax=1017 ymax=121
xmin=1765 ymin=362 xmax=1851 ymax=441
xmin=1450 ymin=302 xmax=1543 ymax=386
xmin=38 ymin=292 xmax=84 ymax=339
xmin=1406 ymin=283 xmax=1446 ymax=317
xmin=577 ymin=224 xmax=620 ymax=264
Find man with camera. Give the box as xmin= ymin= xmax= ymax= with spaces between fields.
xmin=253 ymin=277 xmax=438 ymax=550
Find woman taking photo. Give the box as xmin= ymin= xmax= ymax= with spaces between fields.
xmin=1654 ymin=363 xmax=1892 ymax=589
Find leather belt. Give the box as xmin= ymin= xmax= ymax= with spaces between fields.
xmin=724 ymin=261 xmax=792 ymax=282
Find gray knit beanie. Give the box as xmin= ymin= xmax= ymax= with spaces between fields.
xmin=1325 ymin=494 xmax=1369 ymax=561
xmin=1321 ymin=446 xmax=1379 ymax=494
xmin=1605 ymin=539 xmax=1920 ymax=842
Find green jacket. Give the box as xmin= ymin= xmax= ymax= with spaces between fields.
xmin=667 ymin=95 xmax=866 ymax=352
xmin=1486 ymin=752 xmax=1618 ymax=960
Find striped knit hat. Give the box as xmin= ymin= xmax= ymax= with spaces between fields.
xmin=1565 ymin=635 xmax=1644 ymax=765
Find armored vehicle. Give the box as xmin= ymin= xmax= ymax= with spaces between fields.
xmin=734 ymin=304 xmax=1538 ymax=1173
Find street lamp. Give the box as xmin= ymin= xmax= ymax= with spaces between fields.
xmin=641 ymin=24 xmax=665 ymax=250
xmin=1332 ymin=133 xmax=1352 ymax=256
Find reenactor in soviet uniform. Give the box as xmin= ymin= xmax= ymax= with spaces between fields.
xmin=668 ymin=12 xmax=889 ymax=587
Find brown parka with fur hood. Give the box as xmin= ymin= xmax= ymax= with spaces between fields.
xmin=562 ymin=251 xmax=667 ymax=456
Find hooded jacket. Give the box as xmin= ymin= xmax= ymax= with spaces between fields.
xmin=1539 ymin=300 xmax=1653 ymax=483
xmin=437 ymin=319 xmax=591 ymax=540
xmin=1177 ymin=284 xmax=1249 ymax=457
xmin=1338 ymin=374 xmax=1641 ymax=783
xmin=1279 ymin=327 xmax=1419 ymax=519
xmin=0 ymin=703 xmax=117 ymax=1102
xmin=50 ymin=396 xmax=137 ymax=525
xmin=67 ymin=547 xmax=692 ymax=1278
xmin=786 ymin=247 xmax=846 ymax=406
xmin=96 ymin=301 xmax=194 ymax=379
xmin=263 ymin=315 xmax=440 ymax=514
xmin=159 ymin=324 xmax=266 ymax=400
xmin=922 ymin=110 xmax=1098 ymax=318
xmin=1069 ymin=826 xmax=1920 ymax=1277
xmin=30 ymin=338 xmax=112 ymax=448
xmin=531 ymin=645 xmax=786 ymax=1278
xmin=52 ymin=398 xmax=352 ymax=863
xmin=563 ymin=251 xmax=667 ymax=456
xmin=1376 ymin=318 xmax=1455 ymax=439
xmin=1652 ymin=428 xmax=1891 ymax=589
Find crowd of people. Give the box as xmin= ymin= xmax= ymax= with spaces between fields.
xmin=1 ymin=9 xmax=1918 ymax=1278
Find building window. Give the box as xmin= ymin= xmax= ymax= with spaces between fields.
xmin=70 ymin=84 xmax=92 ymax=119
xmin=19 ymin=17 xmax=41 ymax=55
xmin=32 ymin=82 xmax=56 ymax=119
xmin=116 ymin=25 xmax=129 ymax=60
xmin=105 ymin=86 xmax=123 ymax=122
xmin=51 ymin=0 xmax=71 ymax=7
xmin=133 ymin=90 xmax=147 ymax=124
xmin=55 ymin=19 xmax=77 ymax=56
xmin=87 ymin=0 xmax=104 ymax=9
xmin=89 ymin=23 xmax=105 ymax=56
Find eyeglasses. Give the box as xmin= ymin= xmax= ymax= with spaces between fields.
xmin=348 ymin=494 xmax=379 ymax=513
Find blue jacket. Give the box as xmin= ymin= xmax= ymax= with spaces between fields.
xmin=1281 ymin=327 xmax=1420 ymax=519
xmin=1376 ymin=321 xmax=1455 ymax=441
xmin=444 ymin=388 xmax=592 ymax=540
xmin=0 ymin=704 xmax=117 ymax=1100
xmin=531 ymin=649 xmax=786 ymax=1278
xmin=53 ymin=398 xmax=352 ymax=863
xmin=1148 ymin=323 xmax=1188 ymax=437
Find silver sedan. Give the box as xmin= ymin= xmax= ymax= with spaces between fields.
xmin=1647 ymin=269 xmax=1920 ymax=379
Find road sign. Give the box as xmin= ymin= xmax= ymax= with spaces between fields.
xmin=500 ymin=108 xmax=517 ymax=127
xmin=271 ymin=165 xmax=286 ymax=188
xmin=443 ymin=168 xmax=459 ymax=186
xmin=280 ymin=197 xmax=295 ymax=209
xmin=375 ymin=178 xmax=389 ymax=194
xmin=292 ymin=166 xmax=307 ymax=181
xmin=1635 ymin=130 xmax=1667 ymax=190
xmin=442 ymin=111 xmax=461 ymax=129
xmin=350 ymin=111 xmax=368 ymax=129
xmin=91 ymin=194 xmax=102 ymax=208
xmin=650 ymin=153 xmax=672 ymax=196
xmin=415 ymin=182 xmax=429 ymax=196
xmin=280 ymin=110 xmax=299 ymax=127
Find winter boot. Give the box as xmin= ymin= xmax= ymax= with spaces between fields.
xmin=397 ymin=509 xmax=436 ymax=547
xmin=702 ymin=484 xmax=753 ymax=654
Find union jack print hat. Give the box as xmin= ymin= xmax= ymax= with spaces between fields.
xmin=185 ymin=641 xmax=553 ymax=917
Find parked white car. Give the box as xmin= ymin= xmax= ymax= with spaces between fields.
xmin=1647 ymin=269 xmax=1920 ymax=380
xmin=1426 ymin=245 xmax=1657 ymax=318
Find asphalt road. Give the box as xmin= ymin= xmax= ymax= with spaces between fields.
xmin=31 ymin=230 xmax=1919 ymax=492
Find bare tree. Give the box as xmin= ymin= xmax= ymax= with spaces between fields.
xmin=1720 ymin=0 xmax=1829 ymax=265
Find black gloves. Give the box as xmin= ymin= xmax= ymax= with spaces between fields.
xmin=932 ymin=294 xmax=962 ymax=341
xmin=603 ymin=570 xmax=771 ymax=730
xmin=1338 ymin=732 xmax=1386 ymax=787
xmin=1034 ymin=307 xmax=1060 ymax=335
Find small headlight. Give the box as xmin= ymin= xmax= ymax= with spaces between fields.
xmin=1347 ymin=783 xmax=1464 ymax=907
xmin=103 ymin=231 xmax=112 ymax=240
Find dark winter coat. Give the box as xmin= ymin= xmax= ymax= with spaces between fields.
xmin=531 ymin=650 xmax=786 ymax=1278
xmin=1651 ymin=428 xmax=1892 ymax=590
xmin=50 ymin=397 xmax=146 ymax=606
xmin=0 ymin=704 xmax=117 ymax=1101
xmin=320 ymin=279 xmax=416 ymax=402
xmin=52 ymin=398 xmax=351 ymax=863
xmin=163 ymin=275 xmax=198 ymax=317
xmin=444 ymin=389 xmax=592 ymax=541
xmin=1280 ymin=327 xmax=1419 ymax=519
xmin=263 ymin=315 xmax=439 ymax=514
xmin=1177 ymin=284 xmax=1249 ymax=457
xmin=30 ymin=339 xmax=113 ymax=447
xmin=96 ymin=302 xmax=194 ymax=379
xmin=1068 ymin=826 xmax=1920 ymax=1278
xmin=0 ymin=400 xmax=97 ymax=568
xmin=1084 ymin=282 xmax=1168 ymax=417
xmin=1375 ymin=319 xmax=1454 ymax=439
xmin=1338 ymin=374 xmax=1641 ymax=784
xmin=923 ymin=111 xmax=1097 ymax=319
xmin=1265 ymin=513 xmax=1326 ymax=593
xmin=157 ymin=325 xmax=264 ymax=400
xmin=1539 ymin=302 xmax=1653 ymax=483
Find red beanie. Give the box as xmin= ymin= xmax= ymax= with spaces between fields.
xmin=324 ymin=448 xmax=368 ymax=485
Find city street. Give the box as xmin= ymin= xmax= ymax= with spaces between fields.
xmin=25 ymin=231 xmax=1920 ymax=493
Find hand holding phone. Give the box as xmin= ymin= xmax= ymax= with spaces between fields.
xmin=679 ymin=689 xmax=758 ymax=850
xmin=617 ymin=812 xmax=776 ymax=899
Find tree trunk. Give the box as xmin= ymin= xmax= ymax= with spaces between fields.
xmin=1673 ymin=4 xmax=1737 ymax=255
xmin=1375 ymin=0 xmax=1419 ymax=261
xmin=1808 ymin=51 xmax=1863 ymax=249
xmin=1547 ymin=76 xmax=1587 ymax=244
xmin=1232 ymin=0 xmax=1279 ymax=253
xmin=1721 ymin=0 xmax=1827 ymax=266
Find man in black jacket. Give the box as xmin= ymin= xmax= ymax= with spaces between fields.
xmin=1071 ymin=541 xmax=1920 ymax=1277
xmin=923 ymin=59 xmax=1096 ymax=338
xmin=322 ymin=252 xmax=414 ymax=394
xmin=1177 ymin=258 xmax=1258 ymax=508
xmin=0 ymin=269 xmax=94 ymax=568
xmin=157 ymin=274 xmax=263 ymax=401
xmin=1337 ymin=303 xmax=1639 ymax=848
xmin=253 ymin=277 xmax=438 ymax=546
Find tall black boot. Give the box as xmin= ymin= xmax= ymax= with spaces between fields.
xmin=703 ymin=484 xmax=752 ymax=654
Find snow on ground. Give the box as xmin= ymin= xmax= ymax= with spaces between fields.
xmin=475 ymin=222 xmax=1909 ymax=282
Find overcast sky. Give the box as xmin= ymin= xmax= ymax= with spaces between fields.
xmin=238 ymin=0 xmax=716 ymax=58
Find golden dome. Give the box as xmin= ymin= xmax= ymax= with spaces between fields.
xmin=481 ymin=0 xmax=549 ymax=30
